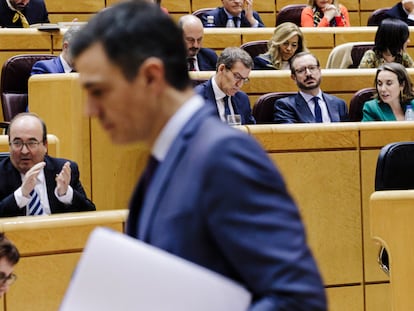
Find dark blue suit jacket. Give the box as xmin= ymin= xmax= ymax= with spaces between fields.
xmin=0 ymin=155 xmax=95 ymax=217
xmin=385 ymin=3 xmax=414 ymax=26
xmin=253 ymin=55 xmax=276 ymax=70
xmin=126 ymin=102 xmax=326 ymax=310
xmin=195 ymin=78 xmax=255 ymax=124
xmin=31 ymin=56 xmax=62 ymax=75
xmin=274 ymin=92 xmax=348 ymax=123
xmin=0 ymin=0 xmax=49 ymax=28
xmin=201 ymin=7 xmax=265 ymax=27
xmin=197 ymin=48 xmax=217 ymax=71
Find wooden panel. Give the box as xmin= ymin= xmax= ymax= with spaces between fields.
xmin=191 ymin=0 xmax=221 ymax=11
xmin=6 ymin=253 xmax=81 ymax=311
xmin=29 ymin=74 xmax=92 ymax=199
xmin=90 ymin=119 xmax=148 ymax=210
xmin=340 ymin=0 xmax=359 ymax=11
xmin=326 ymin=286 xmax=364 ymax=311
xmin=370 ymin=190 xmax=414 ymax=311
xmin=365 ymin=283 xmax=391 ymax=311
xmin=48 ymin=13 xmax=95 ymax=23
xmin=348 ymin=11 xmax=360 ymax=26
xmin=334 ymin=29 xmax=376 ymax=45
xmin=0 ymin=29 xmax=51 ymax=50
xmin=163 ymin=0 xmax=191 ymax=12
xmin=277 ymin=0 xmax=306 ymax=11
xmin=360 ymin=0 xmax=395 ymax=10
xmin=359 ymin=122 xmax=414 ymax=148
xmin=261 ymin=13 xmax=276 ymax=27
xmin=272 ymin=150 xmax=362 ymax=285
xmin=45 ymin=0 xmax=105 ymax=12
xmin=203 ymin=28 xmax=241 ymax=49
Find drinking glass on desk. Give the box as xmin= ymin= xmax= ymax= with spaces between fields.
xmin=227 ymin=114 xmax=241 ymax=126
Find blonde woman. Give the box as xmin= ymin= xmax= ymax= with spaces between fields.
xmin=254 ymin=22 xmax=308 ymax=70
xmin=301 ymin=0 xmax=350 ymax=27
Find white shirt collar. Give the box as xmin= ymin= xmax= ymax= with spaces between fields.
xmin=212 ymin=76 xmax=226 ymax=101
xmin=59 ymin=54 xmax=73 ymax=73
xmin=152 ymin=94 xmax=204 ymax=162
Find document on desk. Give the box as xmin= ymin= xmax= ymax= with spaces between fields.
xmin=59 ymin=227 xmax=251 ymax=311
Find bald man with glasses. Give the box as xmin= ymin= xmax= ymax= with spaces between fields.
xmin=0 ymin=113 xmax=95 ymax=217
xmin=195 ymin=47 xmax=255 ymax=125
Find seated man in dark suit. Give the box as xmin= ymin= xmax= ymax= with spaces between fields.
xmin=178 ymin=15 xmax=217 ymax=71
xmin=201 ymin=0 xmax=264 ymax=28
xmin=0 ymin=113 xmax=96 ymax=217
xmin=0 ymin=0 xmax=49 ymax=28
xmin=385 ymin=1 xmax=414 ymax=26
xmin=274 ymin=52 xmax=348 ymax=123
xmin=31 ymin=26 xmax=82 ymax=74
xmin=195 ymin=47 xmax=255 ymax=125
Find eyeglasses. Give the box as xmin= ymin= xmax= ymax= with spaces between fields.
xmin=226 ymin=68 xmax=250 ymax=84
xmin=294 ymin=65 xmax=320 ymax=75
xmin=0 ymin=272 xmax=17 ymax=286
xmin=9 ymin=139 xmax=42 ymax=151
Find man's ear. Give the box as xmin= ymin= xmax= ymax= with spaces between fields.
xmin=139 ymin=57 xmax=164 ymax=87
xmin=291 ymin=73 xmax=296 ymax=82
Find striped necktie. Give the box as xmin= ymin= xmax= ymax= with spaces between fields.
xmin=28 ymin=189 xmax=44 ymax=216
xmin=13 ymin=11 xmax=29 ymax=28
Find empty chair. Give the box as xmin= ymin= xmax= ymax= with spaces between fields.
xmin=367 ymin=7 xmax=390 ymax=26
xmin=240 ymin=40 xmax=268 ymax=60
xmin=349 ymin=87 xmax=375 ymax=121
xmin=253 ymin=92 xmax=296 ymax=124
xmin=374 ymin=141 xmax=414 ymax=274
xmin=276 ymin=4 xmax=306 ymax=27
xmin=0 ymin=54 xmax=56 ymax=124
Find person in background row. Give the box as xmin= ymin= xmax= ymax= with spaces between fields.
xmin=385 ymin=0 xmax=414 ymax=26
xmin=274 ymin=52 xmax=348 ymax=123
xmin=201 ymin=0 xmax=264 ymax=28
xmin=195 ymin=47 xmax=255 ymax=125
xmin=301 ymin=0 xmax=350 ymax=27
xmin=359 ymin=18 xmax=413 ymax=68
xmin=0 ymin=233 xmax=19 ymax=298
xmin=0 ymin=0 xmax=49 ymax=28
xmin=178 ymin=15 xmax=217 ymax=71
xmin=31 ymin=26 xmax=82 ymax=74
xmin=0 ymin=113 xmax=96 ymax=217
xmin=254 ymin=22 xmax=308 ymax=70
xmin=362 ymin=62 xmax=414 ymax=121
xmin=71 ymin=1 xmax=327 ymax=309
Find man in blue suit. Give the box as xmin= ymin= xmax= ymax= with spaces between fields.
xmin=71 ymin=2 xmax=327 ymax=310
xmin=195 ymin=47 xmax=255 ymax=125
xmin=0 ymin=0 xmax=48 ymax=28
xmin=385 ymin=1 xmax=414 ymax=26
xmin=201 ymin=0 xmax=264 ymax=27
xmin=31 ymin=26 xmax=82 ymax=75
xmin=274 ymin=52 xmax=348 ymax=123
xmin=178 ymin=14 xmax=217 ymax=71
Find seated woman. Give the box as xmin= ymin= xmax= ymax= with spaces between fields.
xmin=301 ymin=0 xmax=350 ymax=27
xmin=359 ymin=18 xmax=413 ymax=68
xmin=362 ymin=62 xmax=414 ymax=121
xmin=254 ymin=22 xmax=307 ymax=70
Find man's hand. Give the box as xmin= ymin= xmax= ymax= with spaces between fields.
xmin=21 ymin=162 xmax=46 ymax=197
xmin=322 ymin=4 xmax=340 ymax=21
xmin=244 ymin=0 xmax=257 ymax=26
xmin=56 ymin=161 xmax=71 ymax=196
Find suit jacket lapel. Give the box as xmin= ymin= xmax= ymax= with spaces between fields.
xmin=322 ymin=93 xmax=339 ymax=122
xmin=138 ymin=105 xmax=215 ymax=241
xmin=296 ymin=93 xmax=315 ymax=123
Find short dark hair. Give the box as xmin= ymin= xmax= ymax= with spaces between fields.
xmin=71 ymin=0 xmax=190 ymax=90
xmin=8 ymin=112 xmax=48 ymax=143
xmin=374 ymin=18 xmax=410 ymax=63
xmin=0 ymin=233 xmax=19 ymax=265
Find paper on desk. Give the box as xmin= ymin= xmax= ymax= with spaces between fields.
xmin=59 ymin=227 xmax=251 ymax=311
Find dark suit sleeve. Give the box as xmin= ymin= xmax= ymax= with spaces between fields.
xmin=339 ymin=99 xmax=349 ymax=121
xmin=204 ymin=134 xmax=326 ymax=310
xmin=274 ymin=98 xmax=297 ymax=123
xmin=68 ymin=161 xmax=96 ymax=212
xmin=253 ymin=11 xmax=265 ymax=27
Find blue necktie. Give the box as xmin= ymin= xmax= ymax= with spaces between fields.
xmin=313 ymin=96 xmax=322 ymax=123
xmin=28 ymin=189 xmax=44 ymax=216
xmin=223 ymin=96 xmax=231 ymax=117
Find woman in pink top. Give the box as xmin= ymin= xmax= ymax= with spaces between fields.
xmin=301 ymin=0 xmax=350 ymax=27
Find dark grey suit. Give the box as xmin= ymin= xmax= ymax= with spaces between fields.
xmin=274 ymin=92 xmax=348 ymax=123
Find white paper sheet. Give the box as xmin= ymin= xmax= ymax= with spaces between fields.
xmin=59 ymin=227 xmax=251 ymax=311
